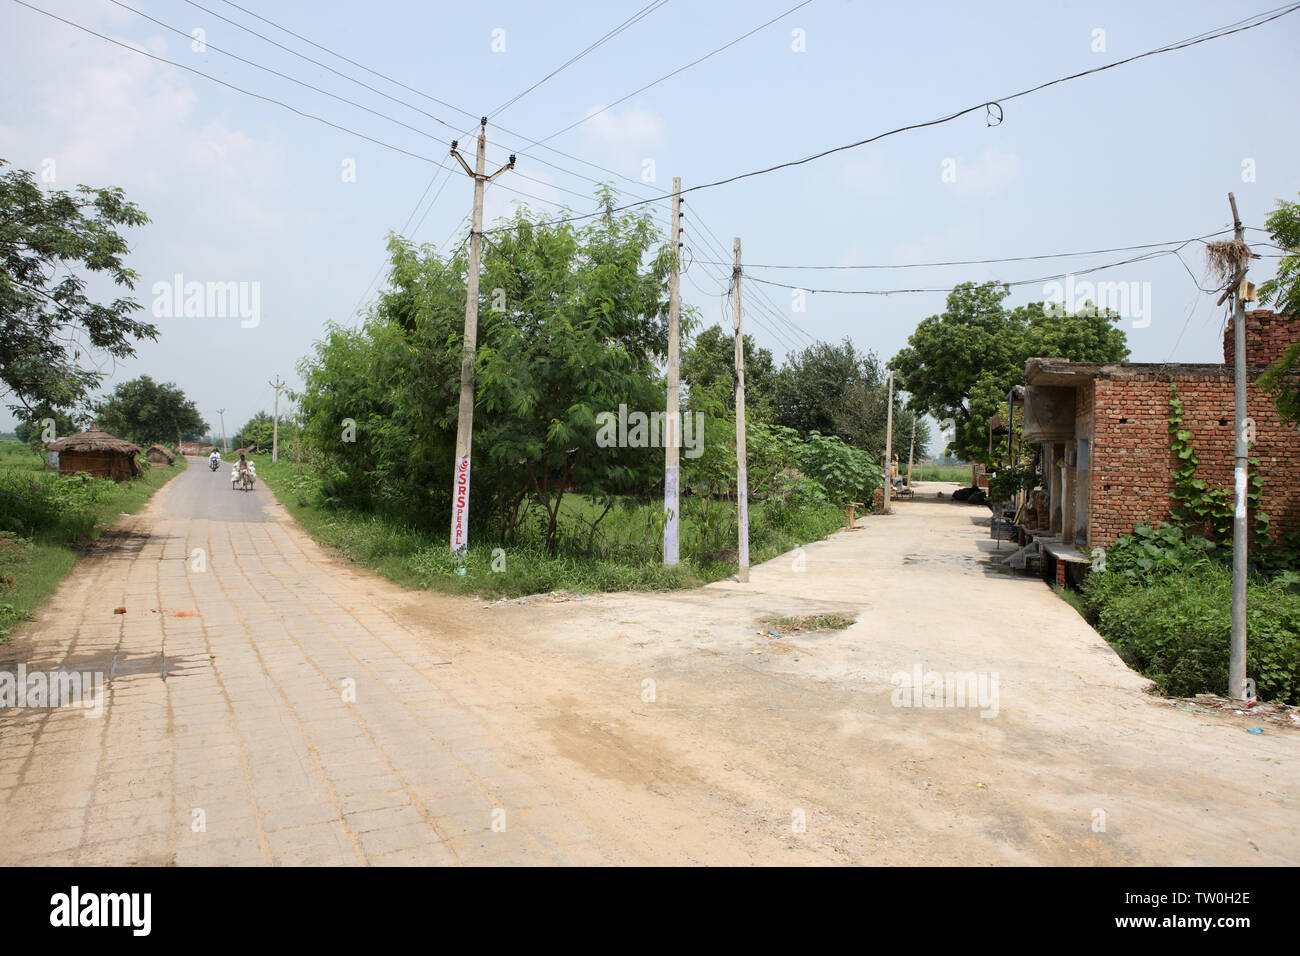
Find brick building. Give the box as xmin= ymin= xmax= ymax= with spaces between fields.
xmin=1021 ymin=309 xmax=1299 ymax=552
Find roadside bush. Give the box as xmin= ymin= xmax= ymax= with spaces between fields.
xmin=1088 ymin=564 xmax=1300 ymax=704
xmin=0 ymin=470 xmax=116 ymax=540
xmin=1096 ymin=522 xmax=1218 ymax=583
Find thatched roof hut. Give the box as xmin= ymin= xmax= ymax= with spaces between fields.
xmin=46 ymin=430 xmax=143 ymax=482
xmin=146 ymin=444 xmax=176 ymax=465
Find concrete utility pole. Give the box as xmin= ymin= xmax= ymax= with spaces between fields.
xmin=217 ymin=408 xmax=228 ymax=453
xmin=663 ymin=176 xmax=683 ymax=565
xmin=883 ymin=371 xmax=894 ymax=513
xmin=269 ymin=376 xmax=285 ymax=463
xmin=448 ymin=119 xmax=515 ymax=556
xmin=733 ymin=237 xmax=750 ymax=583
xmin=1226 ymin=192 xmax=1251 ymax=699
xmin=907 ymin=413 xmax=916 ymax=487
xmin=293 ymin=403 xmax=302 ymax=478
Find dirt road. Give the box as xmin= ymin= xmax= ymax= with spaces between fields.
xmin=1 ymin=464 xmax=1295 ymax=865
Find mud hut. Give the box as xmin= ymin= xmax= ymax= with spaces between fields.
xmin=46 ymin=431 xmax=143 ymax=482
xmin=146 ymin=444 xmax=176 ymax=466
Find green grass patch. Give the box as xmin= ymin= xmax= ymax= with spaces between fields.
xmin=0 ymin=441 xmax=185 ymax=641
xmin=761 ymin=613 xmax=855 ymax=634
xmin=252 ymin=452 xmax=847 ymax=600
xmin=1084 ymin=563 xmax=1300 ymax=704
xmin=909 ymin=463 xmax=971 ymax=483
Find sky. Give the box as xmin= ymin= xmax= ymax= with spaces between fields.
xmin=2 ymin=0 xmax=1297 ymax=455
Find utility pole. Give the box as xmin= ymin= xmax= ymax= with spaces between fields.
xmin=448 ymin=119 xmax=515 ymax=556
xmin=733 ymin=237 xmax=750 ymax=583
xmin=882 ymin=371 xmax=894 ymax=513
xmin=907 ymin=412 xmax=916 ymax=488
xmin=1226 ymin=192 xmax=1251 ymax=700
xmin=293 ymin=403 xmax=302 ymax=478
xmin=217 ymin=408 xmax=228 ymax=453
xmin=269 ymin=376 xmax=285 ymax=463
xmin=663 ymin=176 xmax=683 ymax=565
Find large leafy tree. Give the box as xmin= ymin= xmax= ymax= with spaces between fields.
xmin=681 ymin=323 xmax=777 ymax=419
xmin=0 ymin=160 xmax=154 ymax=417
xmin=770 ymin=338 xmax=879 ymax=441
xmin=233 ymin=410 xmax=292 ymax=450
xmin=891 ymin=281 xmax=1129 ymax=463
xmin=766 ymin=337 xmax=923 ymax=459
xmin=299 ymin=190 xmax=675 ymax=553
xmin=14 ymin=404 xmax=83 ymax=444
xmin=95 ymin=375 xmax=207 ymax=446
xmin=1257 ymin=193 xmax=1300 ymax=423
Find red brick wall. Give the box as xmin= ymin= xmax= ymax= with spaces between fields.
xmin=1089 ymin=373 xmax=1300 ymax=548
xmin=1224 ymin=310 xmax=1296 ymax=368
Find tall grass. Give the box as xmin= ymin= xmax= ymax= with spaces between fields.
xmin=254 ymin=453 xmax=845 ymax=599
xmin=0 ymin=442 xmax=185 ymax=639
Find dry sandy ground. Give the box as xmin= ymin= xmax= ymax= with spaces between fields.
xmin=406 ymin=482 xmax=1300 ymax=865
xmin=1 ymin=471 xmax=1295 ymax=865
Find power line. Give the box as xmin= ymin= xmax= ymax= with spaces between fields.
xmin=209 ymin=0 xmax=480 ymax=124
xmin=19 ymin=0 xmax=593 ymax=223
xmin=103 ymin=0 xmax=467 ymax=149
xmin=11 ymin=0 xmax=454 ymax=169
xmin=487 ymin=0 xmax=672 ymax=119
xmin=527 ymin=0 xmax=811 ymax=145
xmin=201 ymin=0 xmax=674 ymax=210
xmin=530 ymin=0 xmax=814 ymax=145
xmin=177 ymin=0 xmax=461 ymax=135
xmin=688 ymin=233 xmax=1232 ymax=271
xmin=485 ymin=2 xmax=1300 ymax=233
xmin=741 ymin=241 xmax=1214 ymax=296
xmin=183 ymin=0 xmax=673 ymax=230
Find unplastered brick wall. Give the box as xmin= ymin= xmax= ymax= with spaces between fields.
xmin=1089 ymin=372 xmax=1300 ymax=548
xmin=1223 ymin=310 xmax=1296 ymax=369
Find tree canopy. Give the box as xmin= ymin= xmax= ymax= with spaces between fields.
xmin=0 ymin=159 xmax=154 ymax=418
xmin=299 ymin=193 xmax=675 ymax=553
xmin=891 ymin=281 xmax=1129 ymax=463
xmin=681 ymin=323 xmax=776 ymax=419
xmin=767 ymin=337 xmax=928 ymax=460
xmin=95 ymin=375 xmax=207 ymax=447
xmin=1257 ymin=192 xmax=1300 ymax=423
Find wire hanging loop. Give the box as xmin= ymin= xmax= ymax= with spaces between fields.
xmin=984 ymin=102 xmax=1004 ymax=127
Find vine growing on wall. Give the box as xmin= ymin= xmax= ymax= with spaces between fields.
xmin=1167 ymin=388 xmax=1270 ymax=548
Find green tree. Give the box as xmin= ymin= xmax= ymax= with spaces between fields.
xmin=14 ymin=404 xmax=81 ymax=444
xmin=95 ymin=375 xmax=207 ymax=446
xmin=1257 ymin=193 xmax=1300 ymax=423
xmin=299 ymin=189 xmax=676 ymax=554
xmin=233 ymin=411 xmax=283 ymax=450
xmin=681 ymin=323 xmax=776 ymax=419
xmin=0 ymin=160 xmax=154 ymax=418
xmin=770 ymin=338 xmax=881 ymax=443
xmin=891 ymin=281 xmax=1129 ymax=463
xmin=765 ymin=337 xmax=921 ymax=459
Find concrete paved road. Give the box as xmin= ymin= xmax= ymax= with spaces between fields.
xmin=0 ymin=459 xmax=600 ymax=865
xmin=170 ymin=457 xmax=270 ymax=523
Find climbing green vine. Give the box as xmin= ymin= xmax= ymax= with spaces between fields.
xmin=1167 ymin=388 xmax=1270 ymax=548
